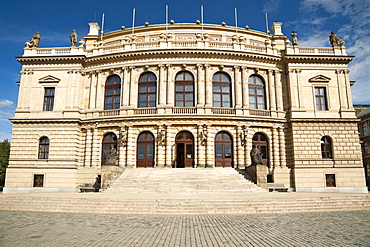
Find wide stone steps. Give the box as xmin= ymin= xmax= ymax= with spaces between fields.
xmin=0 ymin=194 xmax=369 ymax=215
xmin=106 ymin=168 xmax=265 ymax=193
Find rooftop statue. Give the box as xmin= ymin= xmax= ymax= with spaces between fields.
xmin=25 ymin=31 xmax=40 ymax=48
xmin=329 ymin=31 xmax=345 ymax=47
xmin=69 ymin=30 xmax=78 ymax=47
xmin=291 ymin=31 xmax=298 ymax=46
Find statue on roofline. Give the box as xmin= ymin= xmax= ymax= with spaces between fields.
xmin=25 ymin=31 xmax=40 ymax=48
xmin=329 ymin=31 xmax=345 ymax=47
xmin=70 ymin=30 xmax=78 ymax=47
xmin=291 ymin=31 xmax=298 ymax=46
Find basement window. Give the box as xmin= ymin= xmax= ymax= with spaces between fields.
xmin=325 ymin=174 xmax=336 ymax=187
xmin=33 ymin=174 xmax=44 ymax=187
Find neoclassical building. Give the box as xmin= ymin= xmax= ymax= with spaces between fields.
xmin=4 ymin=20 xmax=367 ymax=193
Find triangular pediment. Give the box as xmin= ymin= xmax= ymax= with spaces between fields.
xmin=38 ymin=75 xmax=60 ymax=83
xmin=309 ymin=75 xmax=331 ymax=83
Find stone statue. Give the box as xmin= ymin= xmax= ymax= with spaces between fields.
xmin=25 ymin=31 xmax=41 ymax=48
xmin=250 ymin=144 xmax=263 ymax=165
xmin=105 ymin=145 xmax=118 ymax=165
xmin=69 ymin=30 xmax=78 ymax=47
xmin=291 ymin=31 xmax=298 ymax=46
xmin=329 ymin=31 xmax=340 ymax=47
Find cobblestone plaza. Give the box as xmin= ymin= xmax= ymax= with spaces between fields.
xmin=0 ymin=210 xmax=369 ymax=246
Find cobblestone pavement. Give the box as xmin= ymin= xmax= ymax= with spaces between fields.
xmin=0 ymin=211 xmax=369 ymax=246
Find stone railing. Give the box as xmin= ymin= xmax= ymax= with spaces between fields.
xmin=173 ymin=107 xmax=197 ymax=114
xmin=23 ymin=47 xmax=85 ymax=56
xmin=212 ymin=108 xmax=236 ymax=115
xmin=285 ymin=46 xmax=345 ymax=55
xmin=134 ymin=108 xmax=157 ymax=115
xmin=249 ymin=109 xmax=271 ymax=116
xmin=99 ymin=109 xmax=120 ymax=117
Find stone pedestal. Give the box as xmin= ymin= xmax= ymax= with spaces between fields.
xmin=273 ymin=166 xmax=290 ymax=188
xmin=246 ymin=165 xmax=267 ymax=189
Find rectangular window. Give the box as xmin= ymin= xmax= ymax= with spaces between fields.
xmin=315 ymin=87 xmax=328 ymax=110
xmin=325 ymin=174 xmax=336 ymax=187
xmin=43 ymin=87 xmax=55 ymax=111
xmin=33 ymin=174 xmax=44 ymax=187
xmin=363 ymin=122 xmax=368 ymax=136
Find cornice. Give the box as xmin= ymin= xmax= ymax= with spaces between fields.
xmin=16 ymin=55 xmax=86 ymax=65
xmin=86 ymin=49 xmax=282 ymax=65
xmin=283 ymin=55 xmax=354 ymax=64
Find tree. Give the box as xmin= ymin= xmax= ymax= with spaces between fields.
xmin=0 ymin=139 xmax=10 ymax=191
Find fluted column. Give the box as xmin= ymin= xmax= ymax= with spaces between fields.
xmin=129 ymin=66 xmax=136 ymax=107
xmin=268 ymin=70 xmax=276 ymax=112
xmin=274 ymin=70 xmax=283 ymax=113
xmin=196 ymin=64 xmax=205 ymax=107
xmin=158 ymin=64 xmax=166 ymax=106
xmin=121 ymin=67 xmax=130 ymax=107
xmin=234 ymin=66 xmax=242 ymax=108
xmin=204 ymin=64 xmax=212 ymax=108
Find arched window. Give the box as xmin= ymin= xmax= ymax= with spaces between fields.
xmin=102 ymin=133 xmax=118 ymax=165
xmin=138 ymin=72 xmax=157 ymax=108
xmin=175 ymin=71 xmax=194 ymax=107
xmin=38 ymin=137 xmax=50 ymax=159
xmin=104 ymin=75 xmax=121 ymax=110
xmin=248 ymin=75 xmax=266 ymax=110
xmin=321 ymin=136 xmax=332 ymax=159
xmin=137 ymin=132 xmax=155 ymax=167
xmin=213 ymin=72 xmax=231 ymax=107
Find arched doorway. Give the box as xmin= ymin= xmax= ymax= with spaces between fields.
xmin=102 ymin=133 xmax=118 ymax=166
xmin=137 ymin=132 xmax=155 ymax=168
xmin=175 ymin=131 xmax=194 ymax=168
xmin=215 ymin=132 xmax=233 ymax=167
xmin=252 ymin=132 xmax=269 ymax=167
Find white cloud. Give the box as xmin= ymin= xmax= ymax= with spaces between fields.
xmin=263 ymin=0 xmax=281 ymax=13
xmin=0 ymin=100 xmax=13 ymax=108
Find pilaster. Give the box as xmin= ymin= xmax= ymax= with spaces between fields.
xmin=196 ymin=64 xmax=205 ymax=109
xmin=234 ymin=66 xmax=242 ymax=109
xmin=268 ymin=70 xmax=276 ymax=116
xmin=204 ymin=64 xmax=212 ymax=113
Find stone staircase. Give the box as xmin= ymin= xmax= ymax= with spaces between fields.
xmin=104 ymin=168 xmax=266 ymax=193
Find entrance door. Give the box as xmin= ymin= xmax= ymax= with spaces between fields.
xmin=252 ymin=132 xmax=269 ymax=167
xmin=175 ymin=131 xmax=194 ymax=168
xmin=215 ymin=132 xmax=233 ymax=167
xmin=137 ymin=132 xmax=155 ymax=168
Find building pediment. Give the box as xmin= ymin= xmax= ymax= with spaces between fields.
xmin=309 ymin=75 xmax=331 ymax=83
xmin=38 ymin=75 xmax=60 ymax=83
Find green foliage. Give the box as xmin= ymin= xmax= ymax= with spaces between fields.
xmin=0 ymin=139 xmax=10 ymax=191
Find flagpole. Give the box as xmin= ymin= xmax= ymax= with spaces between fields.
xmin=101 ymin=13 xmax=105 ymax=40
xmin=132 ymin=8 xmax=136 ymax=36
xmin=166 ymin=5 xmax=168 ymax=37
xmin=201 ymin=5 xmax=204 ymax=40
xmin=265 ymin=13 xmax=269 ymax=34
xmin=234 ymin=8 xmax=238 ymax=37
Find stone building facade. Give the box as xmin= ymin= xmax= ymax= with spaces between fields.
xmin=4 ymin=21 xmax=367 ymax=193
xmin=356 ymin=106 xmax=370 ymax=188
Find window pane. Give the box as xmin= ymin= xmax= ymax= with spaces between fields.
xmin=148 ymin=94 xmax=156 ymax=101
xmin=224 ymin=134 xmax=231 ymax=140
xmin=176 ymin=101 xmax=184 ymax=107
xmin=223 ymin=102 xmax=231 ymax=107
xmin=185 ymin=84 xmax=193 ymax=92
xmin=257 ymin=96 xmax=264 ymax=104
xmin=216 ymin=134 xmax=222 ymax=140
xmin=249 ymin=88 xmax=256 ymax=94
xmin=185 ymin=101 xmax=193 ymax=107
xmin=185 ymin=72 xmax=193 ymax=81
xmin=250 ymin=103 xmax=256 ymax=109
xmin=139 ymin=86 xmax=147 ymax=92
xmin=257 ymin=88 xmax=264 ymax=95
xmin=138 ymin=145 xmax=145 ymax=159
xmin=213 ymin=85 xmax=221 ymax=92
xmin=139 ymin=102 xmax=146 ymax=107
xmin=176 ymin=85 xmax=184 ymax=91
xmin=221 ymin=73 xmax=229 ymax=82
xmin=214 ymin=94 xmax=221 ymax=101
xmin=223 ymin=94 xmax=230 ymax=102
xmin=175 ymin=72 xmax=184 ymax=81
xmin=148 ymin=101 xmax=156 ymax=107
xmin=148 ymin=86 xmax=156 ymax=92
xmin=185 ymin=93 xmax=193 ymax=100
xmin=147 ymin=144 xmax=153 ymax=158
xmin=149 ymin=73 xmax=156 ymax=81
xmin=147 ymin=134 xmax=154 ymax=140
xmin=216 ymin=144 xmax=222 ymax=159
xmin=225 ymin=144 xmax=231 ymax=158
xmin=139 ymin=95 xmax=146 ymax=101
xmin=176 ymin=94 xmax=184 ymax=100
xmin=106 ymin=89 xmax=113 ymax=95
xmin=214 ymin=101 xmax=221 ymax=107
xmin=222 ymin=85 xmax=230 ymax=92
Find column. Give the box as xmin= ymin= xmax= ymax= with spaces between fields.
xmin=278 ymin=127 xmax=286 ymax=168
xmin=119 ymin=125 xmax=127 ymax=168
xmin=287 ymin=69 xmax=298 ymax=110
xmin=274 ymin=70 xmax=283 ymax=113
xmin=166 ymin=64 xmax=173 ymax=107
xmin=65 ymin=70 xmax=75 ymax=109
xmin=196 ymin=64 xmax=205 ymax=108
xmin=24 ymin=71 xmax=34 ymax=111
xmin=234 ymin=66 xmax=242 ymax=109
xmin=91 ymin=126 xmax=100 ymax=167
xmin=158 ymin=65 xmax=166 ymax=106
xmin=204 ymin=64 xmax=212 ymax=109
xmin=344 ymin=70 xmax=353 ymax=110
xmin=296 ymin=69 xmax=305 ymax=109
xmin=73 ymin=71 xmax=82 ymax=109
xmin=236 ymin=125 xmax=244 ymax=168
xmin=89 ymin=71 xmax=98 ymax=109
xmin=241 ymin=67 xmax=250 ymax=113
xmin=268 ymin=70 xmax=276 ymax=113
xmin=129 ymin=66 xmax=136 ymax=107
xmin=121 ymin=67 xmax=130 ymax=107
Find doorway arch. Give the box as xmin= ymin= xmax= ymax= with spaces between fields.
xmin=252 ymin=132 xmax=269 ymax=167
xmin=137 ymin=131 xmax=155 ymax=168
xmin=215 ymin=131 xmax=233 ymax=167
xmin=175 ymin=131 xmax=194 ymax=168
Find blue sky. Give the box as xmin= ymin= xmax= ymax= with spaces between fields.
xmin=0 ymin=0 xmax=369 ymax=141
